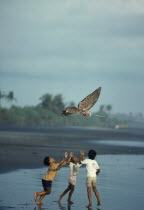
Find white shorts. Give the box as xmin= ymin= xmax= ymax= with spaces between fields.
xmin=86 ymin=177 xmax=96 ymax=187
xmin=68 ymin=176 xmax=77 ymax=186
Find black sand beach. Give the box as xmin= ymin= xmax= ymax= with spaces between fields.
xmin=0 ymin=155 xmax=144 ymax=210
xmin=0 ymin=126 xmax=144 ymax=210
xmin=0 ymin=126 xmax=144 ymax=173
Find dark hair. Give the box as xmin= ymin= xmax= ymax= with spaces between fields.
xmin=70 ymin=156 xmax=76 ymax=163
xmin=88 ymin=150 xmax=96 ymax=160
xmin=44 ymin=156 xmax=50 ymax=166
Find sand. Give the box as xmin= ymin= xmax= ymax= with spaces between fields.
xmin=0 ymin=155 xmax=144 ymax=210
xmin=0 ymin=126 xmax=144 ymax=173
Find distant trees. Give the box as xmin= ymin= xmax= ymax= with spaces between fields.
xmin=0 ymin=90 xmax=16 ymax=106
xmin=0 ymin=91 xmax=4 ymax=106
xmin=39 ymin=94 xmax=52 ymax=109
xmin=6 ymin=91 xmax=16 ymax=103
xmin=99 ymin=105 xmax=105 ymax=112
xmin=0 ymin=91 xmax=131 ymax=128
xmin=39 ymin=93 xmax=65 ymax=114
xmin=52 ymin=94 xmax=65 ymax=114
xmin=106 ymin=104 xmax=112 ymax=114
xmin=98 ymin=104 xmax=112 ymax=115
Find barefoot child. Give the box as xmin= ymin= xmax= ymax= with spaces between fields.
xmin=58 ymin=152 xmax=81 ymax=204
xmin=34 ymin=152 xmax=68 ymax=205
xmin=80 ymin=150 xmax=102 ymax=208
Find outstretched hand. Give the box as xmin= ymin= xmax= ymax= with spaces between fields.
xmin=64 ymin=152 xmax=68 ymax=158
xmin=80 ymin=150 xmax=84 ymax=156
xmin=80 ymin=150 xmax=85 ymax=161
xmin=69 ymin=152 xmax=73 ymax=157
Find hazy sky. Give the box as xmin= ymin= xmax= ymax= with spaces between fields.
xmin=0 ymin=0 xmax=144 ymax=114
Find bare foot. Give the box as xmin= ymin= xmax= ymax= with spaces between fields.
xmin=97 ymin=201 xmax=102 ymax=206
xmin=58 ymin=195 xmax=63 ymax=203
xmin=37 ymin=201 xmax=43 ymax=205
xmin=86 ymin=203 xmax=93 ymax=208
xmin=34 ymin=193 xmax=37 ymax=201
xmin=67 ymin=200 xmax=74 ymax=204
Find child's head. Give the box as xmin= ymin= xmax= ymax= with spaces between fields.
xmin=88 ymin=150 xmax=96 ymax=160
xmin=44 ymin=156 xmax=55 ymax=166
xmin=70 ymin=156 xmax=77 ymax=163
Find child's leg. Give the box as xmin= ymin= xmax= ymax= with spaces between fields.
xmin=92 ymin=186 xmax=101 ymax=206
xmin=87 ymin=187 xmax=93 ymax=207
xmin=34 ymin=191 xmax=45 ymax=201
xmin=58 ymin=184 xmax=71 ymax=202
xmin=37 ymin=195 xmax=45 ymax=205
xmin=67 ymin=184 xmax=75 ymax=204
xmin=35 ymin=187 xmax=51 ymax=205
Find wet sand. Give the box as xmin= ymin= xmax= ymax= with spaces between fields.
xmin=0 ymin=126 xmax=144 ymax=173
xmin=0 ymin=155 xmax=144 ymax=210
xmin=0 ymin=127 xmax=144 ymax=209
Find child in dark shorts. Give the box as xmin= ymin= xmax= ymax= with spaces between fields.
xmin=34 ymin=152 xmax=68 ymax=205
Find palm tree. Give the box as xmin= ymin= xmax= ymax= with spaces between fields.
xmin=99 ymin=105 xmax=105 ymax=112
xmin=6 ymin=91 xmax=16 ymax=103
xmin=0 ymin=91 xmax=6 ymax=106
xmin=106 ymin=104 xmax=112 ymax=114
xmin=0 ymin=91 xmax=3 ymax=106
xmin=39 ymin=93 xmax=53 ymax=109
xmin=52 ymin=94 xmax=65 ymax=113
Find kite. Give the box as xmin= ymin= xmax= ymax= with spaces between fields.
xmin=62 ymin=87 xmax=102 ymax=117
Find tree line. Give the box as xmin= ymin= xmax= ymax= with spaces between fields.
xmin=0 ymin=91 xmax=126 ymax=128
xmin=0 ymin=91 xmax=16 ymax=106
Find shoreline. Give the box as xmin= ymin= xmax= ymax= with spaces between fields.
xmin=1 ymin=155 xmax=144 ymax=210
xmin=0 ymin=126 xmax=144 ymax=174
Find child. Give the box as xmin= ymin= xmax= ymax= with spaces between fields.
xmin=80 ymin=150 xmax=102 ymax=208
xmin=34 ymin=152 xmax=68 ymax=205
xmin=58 ymin=152 xmax=81 ymax=204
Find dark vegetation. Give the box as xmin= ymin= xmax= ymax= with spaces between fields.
xmin=0 ymin=91 xmax=129 ymax=128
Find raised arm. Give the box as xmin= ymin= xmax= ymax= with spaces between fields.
xmin=58 ymin=152 xmax=68 ymax=164
xmin=67 ymin=152 xmax=73 ymax=165
xmin=80 ymin=150 xmax=85 ymax=161
xmin=56 ymin=152 xmax=68 ymax=170
xmin=60 ymin=152 xmax=73 ymax=167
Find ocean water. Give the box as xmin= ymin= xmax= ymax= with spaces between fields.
xmin=0 ymin=155 xmax=144 ymax=210
xmin=90 ymin=140 xmax=144 ymax=148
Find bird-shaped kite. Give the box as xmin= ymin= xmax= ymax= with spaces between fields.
xmin=62 ymin=87 xmax=102 ymax=117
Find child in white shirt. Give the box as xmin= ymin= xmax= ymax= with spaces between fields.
xmin=58 ymin=152 xmax=81 ymax=204
xmin=80 ymin=150 xmax=102 ymax=208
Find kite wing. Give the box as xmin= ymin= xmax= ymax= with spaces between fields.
xmin=78 ymin=87 xmax=101 ymax=111
xmin=62 ymin=107 xmax=80 ymax=116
